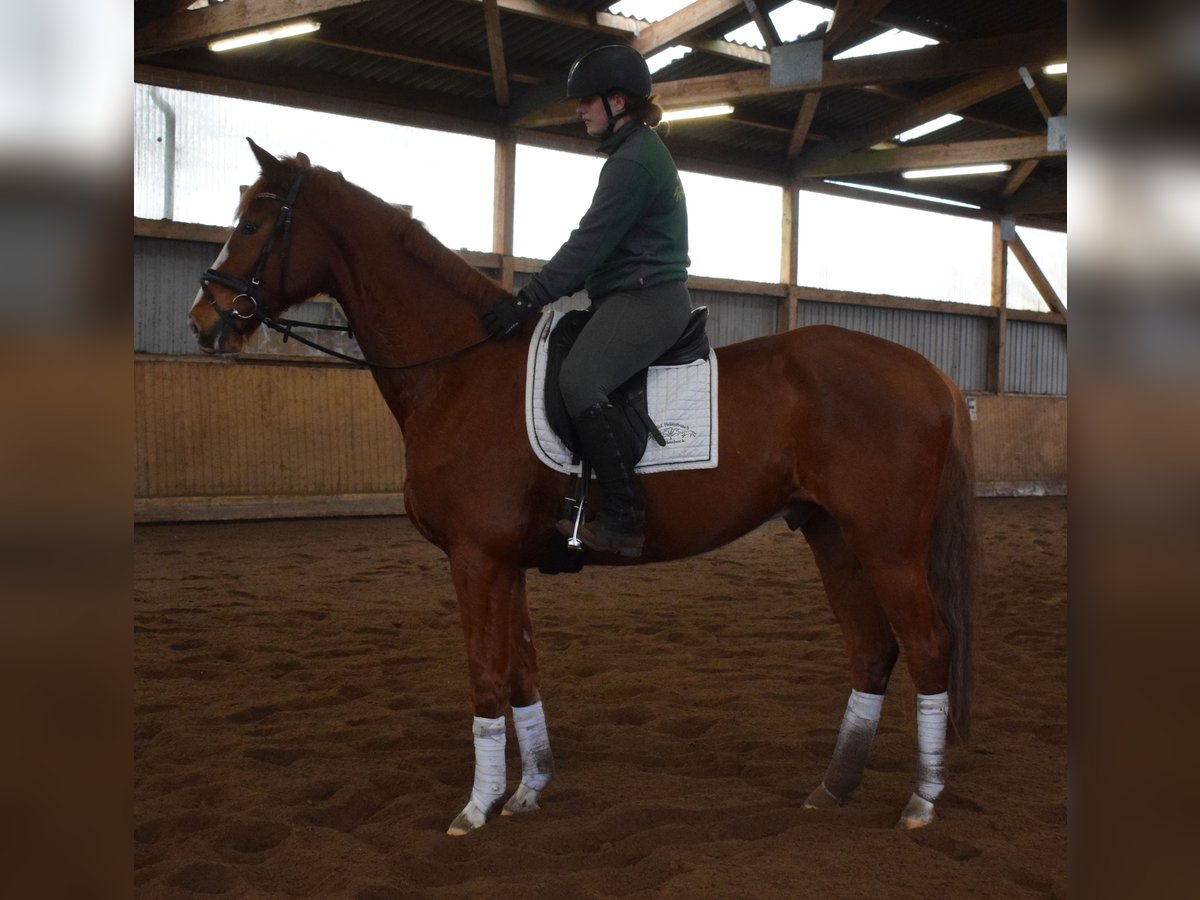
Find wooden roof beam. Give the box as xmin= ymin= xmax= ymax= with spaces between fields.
xmin=458 ymin=0 xmax=637 ymax=36
xmin=798 ymin=135 xmax=1064 ymax=178
xmin=1008 ymin=232 xmax=1067 ymax=319
xmin=630 ymin=0 xmax=746 ymax=57
xmin=860 ymin=83 xmax=1038 ymax=135
xmin=307 ymin=30 xmax=543 ymax=85
xmin=690 ymin=38 xmax=771 ymax=65
xmin=787 ymin=0 xmax=892 ymax=159
xmin=482 ymin=0 xmax=510 ymax=107
xmin=796 ymin=67 xmax=1022 ymax=170
xmin=824 ymin=0 xmax=894 ymax=55
xmin=652 ymin=28 xmax=1066 ymax=104
xmin=1000 ymin=158 xmax=1039 ymax=199
xmin=1018 ymin=66 xmax=1053 ymax=121
xmin=787 ymin=92 xmax=821 ymax=158
xmin=519 ymin=28 xmax=1064 ymax=127
xmin=743 ymin=0 xmax=782 ymax=49
xmin=135 ymin=0 xmax=378 ymax=56
xmin=462 ymin=0 xmax=768 ymax=67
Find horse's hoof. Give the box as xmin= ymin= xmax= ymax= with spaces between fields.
xmin=897 ymin=793 xmax=936 ymax=830
xmin=803 ymin=782 xmax=843 ymax=810
xmin=500 ymin=783 xmax=542 ymax=816
xmin=446 ymin=799 xmax=489 ymax=836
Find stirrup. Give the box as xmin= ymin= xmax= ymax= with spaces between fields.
xmin=555 ymin=461 xmax=591 ymax=551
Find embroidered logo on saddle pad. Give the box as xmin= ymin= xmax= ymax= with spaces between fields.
xmin=525 ymin=310 xmax=719 ymax=475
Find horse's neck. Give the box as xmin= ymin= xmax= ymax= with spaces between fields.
xmin=315 ymin=179 xmax=506 ymax=428
xmin=320 ymin=185 xmax=497 ymax=371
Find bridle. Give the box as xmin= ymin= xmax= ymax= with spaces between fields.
xmin=199 ymin=171 xmax=488 ymax=369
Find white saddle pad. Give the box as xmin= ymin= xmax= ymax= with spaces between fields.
xmin=525 ymin=309 xmax=719 ymax=475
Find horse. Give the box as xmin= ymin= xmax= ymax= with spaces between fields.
xmin=189 ymin=139 xmax=979 ymax=836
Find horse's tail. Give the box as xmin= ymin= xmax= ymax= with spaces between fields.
xmin=929 ymin=389 xmax=980 ymax=742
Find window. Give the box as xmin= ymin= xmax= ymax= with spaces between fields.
xmin=796 ymin=190 xmax=993 ymax=305
xmin=134 ymin=84 xmax=493 ymax=252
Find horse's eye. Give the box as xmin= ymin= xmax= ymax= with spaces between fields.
xmin=240 ymin=222 xmax=260 ymax=235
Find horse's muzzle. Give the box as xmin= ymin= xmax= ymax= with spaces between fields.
xmin=189 ymin=289 xmax=246 ymax=355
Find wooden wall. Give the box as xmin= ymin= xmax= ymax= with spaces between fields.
xmin=135 ymin=357 xmax=1065 ymax=522
xmin=135 ymin=356 xmax=405 ymax=521
xmin=970 ymin=393 xmax=1067 ymax=496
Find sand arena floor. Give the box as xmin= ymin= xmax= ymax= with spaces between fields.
xmin=134 ymin=497 xmax=1066 ymax=899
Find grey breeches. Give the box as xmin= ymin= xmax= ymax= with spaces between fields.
xmin=559 ymin=281 xmax=694 ymax=417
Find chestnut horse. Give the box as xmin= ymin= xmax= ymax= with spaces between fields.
xmin=189 ymin=141 xmax=978 ymax=835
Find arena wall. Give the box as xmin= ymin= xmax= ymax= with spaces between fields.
xmin=135 ymin=230 xmax=1066 ymax=521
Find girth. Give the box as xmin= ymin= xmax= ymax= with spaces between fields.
xmin=543 ymin=306 xmax=710 ymax=465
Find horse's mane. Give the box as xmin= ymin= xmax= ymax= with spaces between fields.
xmin=244 ymin=155 xmax=508 ymax=308
xmin=386 ymin=204 xmax=509 ymax=308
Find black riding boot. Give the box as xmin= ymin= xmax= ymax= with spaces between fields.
xmin=565 ymin=400 xmax=645 ymax=557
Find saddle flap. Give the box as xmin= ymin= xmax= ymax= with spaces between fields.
xmin=541 ymin=305 xmax=712 ymax=465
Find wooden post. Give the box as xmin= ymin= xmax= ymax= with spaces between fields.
xmin=987 ymin=219 xmax=1009 ymax=393
xmin=778 ymin=180 xmax=799 ymax=333
xmin=493 ymin=131 xmax=516 ymax=290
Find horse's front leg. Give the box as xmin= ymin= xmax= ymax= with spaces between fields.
xmin=444 ymin=549 xmax=552 ymax=835
xmin=502 ymin=570 xmax=554 ymax=817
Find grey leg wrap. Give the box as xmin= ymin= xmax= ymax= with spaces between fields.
xmin=805 ymin=690 xmax=883 ymax=808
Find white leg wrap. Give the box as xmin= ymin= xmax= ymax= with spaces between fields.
xmin=914 ymin=691 xmax=949 ymax=803
xmin=512 ymin=701 xmax=554 ymax=791
xmin=812 ymin=689 xmax=884 ymax=804
xmin=469 ymin=714 xmax=507 ymax=814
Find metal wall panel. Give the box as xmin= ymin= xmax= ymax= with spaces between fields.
xmin=1006 ymin=319 xmax=1068 ymax=396
xmin=135 ymin=237 xmax=223 ymax=355
xmin=138 ymin=241 xmax=1065 ymax=396
xmin=795 ymin=300 xmax=991 ymax=392
xmin=689 ymin=289 xmax=779 ymax=347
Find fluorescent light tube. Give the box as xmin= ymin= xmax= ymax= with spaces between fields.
xmin=895 ymin=114 xmax=962 ymax=143
xmin=902 ymin=163 xmax=1011 ymax=179
xmin=210 ymin=19 xmax=320 ymax=52
xmin=1042 ymin=62 xmax=1067 ymax=76
xmin=661 ymin=104 xmax=734 ymax=123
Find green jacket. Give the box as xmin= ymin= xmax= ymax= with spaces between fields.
xmin=524 ymin=123 xmax=690 ymax=305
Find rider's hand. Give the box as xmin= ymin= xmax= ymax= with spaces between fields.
xmin=481 ymin=290 xmax=538 ymax=339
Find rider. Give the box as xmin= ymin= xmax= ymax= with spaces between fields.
xmin=481 ymin=44 xmax=692 ymax=558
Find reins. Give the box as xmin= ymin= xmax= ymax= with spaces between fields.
xmin=200 ymin=171 xmax=491 ymax=370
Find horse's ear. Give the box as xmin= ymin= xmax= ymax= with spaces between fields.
xmin=296 ymin=152 xmax=312 ymax=168
xmin=246 ymin=137 xmax=283 ymax=177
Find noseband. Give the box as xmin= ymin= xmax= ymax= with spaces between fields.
xmin=200 ymin=172 xmax=307 ymax=333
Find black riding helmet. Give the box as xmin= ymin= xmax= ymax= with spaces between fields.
xmin=566 ymin=45 xmax=652 ymax=139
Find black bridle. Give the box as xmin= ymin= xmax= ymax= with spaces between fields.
xmin=199 ymin=172 xmax=488 ymax=369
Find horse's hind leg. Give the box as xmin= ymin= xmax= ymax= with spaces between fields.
xmin=851 ymin=534 xmax=954 ymax=829
xmin=801 ymin=512 xmax=899 ymax=809
xmin=502 ymin=572 xmax=555 ymax=817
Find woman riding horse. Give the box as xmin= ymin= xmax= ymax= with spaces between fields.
xmin=481 ymin=45 xmax=692 ymax=559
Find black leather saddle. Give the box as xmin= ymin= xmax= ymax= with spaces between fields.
xmin=543 ymin=306 xmax=711 ymax=466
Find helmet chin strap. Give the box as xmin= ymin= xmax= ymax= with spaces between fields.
xmin=599 ymin=94 xmax=631 ymax=140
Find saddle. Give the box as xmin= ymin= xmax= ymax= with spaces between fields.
xmin=543 ymin=306 xmax=711 ymax=465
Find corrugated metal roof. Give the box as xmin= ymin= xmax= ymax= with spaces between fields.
xmin=134 ymin=0 xmax=1066 ymax=227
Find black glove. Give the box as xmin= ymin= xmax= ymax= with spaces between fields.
xmin=480 ymin=290 xmax=538 ymax=339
